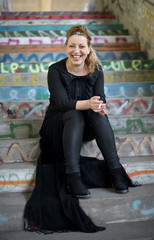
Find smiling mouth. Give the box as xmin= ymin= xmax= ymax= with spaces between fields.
xmin=72 ymin=55 xmax=81 ymax=61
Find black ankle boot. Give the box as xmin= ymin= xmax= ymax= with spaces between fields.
xmin=110 ymin=168 xmax=129 ymax=194
xmin=66 ymin=173 xmax=91 ymax=199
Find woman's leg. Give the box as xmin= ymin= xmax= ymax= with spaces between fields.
xmin=62 ymin=110 xmax=91 ymax=198
xmin=84 ymin=111 xmax=128 ymax=193
xmin=63 ymin=110 xmax=85 ymax=174
xmin=85 ymin=112 xmax=121 ymax=169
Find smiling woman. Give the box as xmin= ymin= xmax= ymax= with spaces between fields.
xmin=65 ymin=25 xmax=100 ymax=75
xmin=65 ymin=34 xmax=90 ymax=75
xmin=24 ymin=25 xmax=137 ymax=234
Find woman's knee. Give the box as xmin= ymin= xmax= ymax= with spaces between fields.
xmin=63 ymin=110 xmax=85 ymax=128
xmin=89 ymin=111 xmax=109 ymax=127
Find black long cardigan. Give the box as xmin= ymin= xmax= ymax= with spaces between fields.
xmin=24 ymin=59 xmax=134 ymax=233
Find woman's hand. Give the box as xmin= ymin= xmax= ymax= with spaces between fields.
xmin=89 ymin=96 xmax=106 ymax=115
xmin=76 ymin=96 xmax=106 ymax=113
xmin=98 ymin=103 xmax=106 ymax=115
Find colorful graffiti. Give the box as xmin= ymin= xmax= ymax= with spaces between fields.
xmin=0 ymin=24 xmax=124 ymax=32
xmin=0 ymin=62 xmax=52 ymax=73
xmin=0 ymin=98 xmax=153 ymax=119
xmin=1 ymin=71 xmax=154 ymax=87
xmin=0 ymin=60 xmax=153 ymax=74
xmin=105 ymin=71 xmax=154 ymax=83
xmin=127 ymin=199 xmax=154 ymax=216
xmin=0 ymin=51 xmax=148 ymax=63
xmin=1 ymin=115 xmax=154 ymax=139
xmin=0 ymin=101 xmax=48 ymax=119
xmin=0 ymin=135 xmax=154 ymax=163
xmin=0 ymin=140 xmax=39 ymax=163
xmin=0 ymin=29 xmax=129 ymax=38
xmin=0 ymin=121 xmax=42 ymax=139
xmin=106 ymin=98 xmax=154 ymax=115
xmin=143 ymin=7 xmax=154 ymax=40
xmin=0 ymin=83 xmax=154 ymax=102
xmin=0 ymin=35 xmax=134 ymax=45
xmin=0 ymin=18 xmax=118 ymax=26
xmin=0 ymin=14 xmax=115 ymax=20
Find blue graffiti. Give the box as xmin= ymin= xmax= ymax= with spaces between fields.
xmin=0 ymin=53 xmax=67 ymax=63
xmin=15 ymin=53 xmax=27 ymax=62
xmin=0 ymin=83 xmax=153 ymax=101
xmin=129 ymin=200 xmax=154 ymax=216
xmin=55 ymin=53 xmax=66 ymax=61
xmin=133 ymin=200 xmax=141 ymax=210
xmin=0 ymin=215 xmax=7 ymax=222
xmin=97 ymin=52 xmax=117 ymax=60
xmin=27 ymin=54 xmax=39 ymax=62
xmin=40 ymin=53 xmax=66 ymax=62
xmin=0 ymin=53 xmax=14 ymax=63
xmin=141 ymin=208 xmax=154 ymax=215
xmin=0 ymin=51 xmax=148 ymax=63
xmin=120 ymin=52 xmax=132 ymax=60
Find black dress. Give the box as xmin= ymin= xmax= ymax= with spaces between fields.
xmin=24 ymin=59 xmax=134 ymax=233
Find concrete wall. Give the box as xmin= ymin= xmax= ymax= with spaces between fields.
xmin=7 ymin=0 xmax=90 ymax=11
xmin=101 ymin=0 xmax=154 ymax=59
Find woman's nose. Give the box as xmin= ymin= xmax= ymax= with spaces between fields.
xmin=74 ymin=46 xmax=80 ymax=52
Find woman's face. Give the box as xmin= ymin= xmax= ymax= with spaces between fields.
xmin=65 ymin=35 xmax=90 ymax=67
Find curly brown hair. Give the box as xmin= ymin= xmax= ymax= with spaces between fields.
xmin=65 ymin=25 xmax=100 ymax=74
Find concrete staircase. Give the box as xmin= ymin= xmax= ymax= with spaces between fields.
xmin=0 ymin=11 xmax=154 ymax=237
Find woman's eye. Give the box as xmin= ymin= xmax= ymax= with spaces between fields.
xmin=80 ymin=46 xmax=85 ymax=48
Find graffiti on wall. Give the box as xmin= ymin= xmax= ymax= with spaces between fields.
xmin=143 ymin=7 xmax=154 ymax=40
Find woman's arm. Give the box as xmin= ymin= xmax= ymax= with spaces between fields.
xmin=76 ymin=96 xmax=105 ymax=114
xmin=48 ymin=63 xmax=106 ymax=114
xmin=92 ymin=68 xmax=106 ymax=115
xmin=48 ymin=64 xmax=77 ymax=111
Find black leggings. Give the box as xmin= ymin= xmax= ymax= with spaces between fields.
xmin=63 ymin=110 xmax=121 ymax=174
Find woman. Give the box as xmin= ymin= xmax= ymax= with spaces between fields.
xmin=24 ymin=25 xmax=135 ymax=233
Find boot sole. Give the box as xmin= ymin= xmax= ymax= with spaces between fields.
xmin=115 ymin=189 xmax=129 ymax=194
xmin=74 ymin=193 xmax=91 ymax=199
xmin=67 ymin=186 xmax=91 ymax=199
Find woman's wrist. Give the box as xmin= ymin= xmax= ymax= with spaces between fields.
xmin=76 ymin=100 xmax=91 ymax=110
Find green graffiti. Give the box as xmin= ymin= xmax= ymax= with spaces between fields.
xmin=0 ymin=119 xmax=154 ymax=139
xmin=36 ymin=90 xmax=49 ymax=100
xmin=0 ymin=123 xmax=39 ymax=139
xmin=1 ymin=60 xmax=154 ymax=73
xmin=113 ymin=119 xmax=154 ymax=134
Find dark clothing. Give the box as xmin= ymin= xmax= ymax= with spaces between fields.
xmin=24 ymin=59 xmax=134 ymax=233
xmin=63 ymin=110 xmax=121 ymax=173
xmin=46 ymin=58 xmax=106 ymax=115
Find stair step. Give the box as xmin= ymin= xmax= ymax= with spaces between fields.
xmin=1 ymin=82 xmax=153 ymax=101
xmin=0 ymin=184 xmax=154 ymax=231
xmin=0 ymin=115 xmax=153 ymax=139
xmin=0 ymin=24 xmax=124 ymax=32
xmin=1 ymin=71 xmax=153 ymax=88
xmin=0 ymin=51 xmax=148 ymax=63
xmin=0 ymin=138 xmax=40 ymax=163
xmin=0 ymin=156 xmax=154 ymax=192
xmin=0 ymin=98 xmax=153 ymax=119
xmin=0 ymin=14 xmax=115 ymax=20
xmin=1 ymin=221 xmax=154 ymax=240
xmin=0 ymin=18 xmax=118 ymax=26
xmin=1 ymin=61 xmax=154 ymax=74
xmin=1 ymin=11 xmax=114 ymax=16
xmin=0 ymin=43 xmax=141 ymax=52
xmin=0 ymin=35 xmax=135 ymax=45
xmin=0 ymin=133 xmax=153 ymax=163
xmin=0 ymin=29 xmax=129 ymax=38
